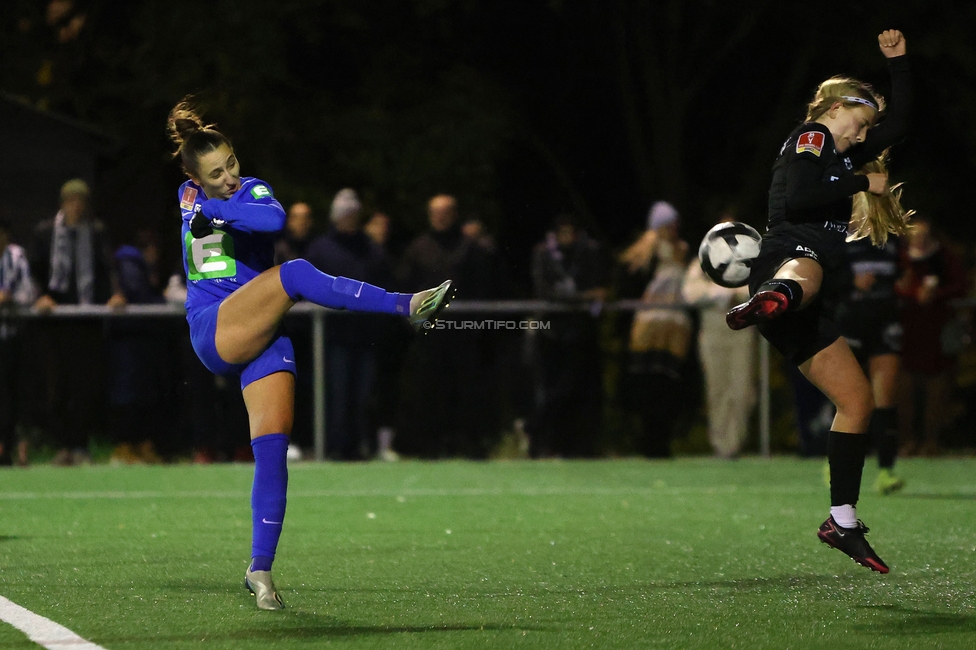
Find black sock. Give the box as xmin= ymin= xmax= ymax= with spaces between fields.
xmin=873 ymin=407 xmax=898 ymax=470
xmin=757 ymin=278 xmax=803 ymax=311
xmin=827 ymin=430 xmax=870 ymax=507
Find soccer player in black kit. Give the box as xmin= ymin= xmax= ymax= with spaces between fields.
xmin=726 ymin=30 xmax=910 ymax=573
xmin=836 ymin=235 xmax=906 ymax=496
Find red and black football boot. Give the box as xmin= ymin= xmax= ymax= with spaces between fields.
xmin=817 ymin=516 xmax=889 ymax=574
xmin=726 ymin=290 xmax=789 ymax=331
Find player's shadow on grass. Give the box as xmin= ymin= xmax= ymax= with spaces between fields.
xmin=97 ymin=611 xmax=543 ymax=644
xmin=898 ymin=492 xmax=976 ymax=501
xmin=641 ymin=574 xmax=870 ymax=594
xmin=0 ymin=536 xmax=20 ymax=543
xmin=856 ymin=605 xmax=976 ymax=635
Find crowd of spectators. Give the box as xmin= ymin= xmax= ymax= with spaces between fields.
xmin=1 ymin=180 xmax=974 ymax=466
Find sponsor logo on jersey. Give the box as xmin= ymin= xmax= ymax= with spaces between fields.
xmin=250 ymin=185 xmax=272 ymax=200
xmin=843 ymin=157 xmax=853 ymax=170
xmin=796 ymin=131 xmax=825 ymax=157
xmin=185 ymin=230 xmax=237 ymax=281
xmin=795 ymin=245 xmax=819 ymax=260
xmin=180 ymin=186 xmax=198 ymax=211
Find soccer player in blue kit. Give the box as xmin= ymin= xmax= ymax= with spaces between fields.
xmin=167 ymin=99 xmax=453 ymax=610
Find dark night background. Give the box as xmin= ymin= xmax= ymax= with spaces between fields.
xmin=2 ymin=0 xmax=975 ymax=292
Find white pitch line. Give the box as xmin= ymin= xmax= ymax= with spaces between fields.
xmin=0 ymin=485 xmax=832 ymax=500
xmin=4 ymin=484 xmax=970 ymax=501
xmin=0 ymin=595 xmax=107 ymax=650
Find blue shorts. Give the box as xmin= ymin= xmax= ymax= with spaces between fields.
xmin=188 ymin=301 xmax=297 ymax=390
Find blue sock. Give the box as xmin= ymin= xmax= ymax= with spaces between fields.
xmin=250 ymin=433 xmax=289 ymax=571
xmin=279 ymin=259 xmax=412 ymax=315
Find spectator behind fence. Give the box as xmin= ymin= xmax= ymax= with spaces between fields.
xmin=362 ymin=210 xmax=405 ymax=460
xmin=528 ymin=213 xmax=608 ymax=457
xmin=364 ymin=212 xmax=391 ymax=248
xmin=306 ymin=189 xmax=394 ymax=460
xmin=273 ymin=201 xmax=318 ymax=454
xmin=0 ymin=219 xmax=35 ymax=466
xmin=396 ymin=194 xmax=498 ymax=457
xmin=618 ymin=201 xmax=692 ymax=458
xmin=27 ymin=179 xmax=125 ymax=465
xmin=107 ymin=229 xmax=168 ymax=464
xmin=681 ymin=215 xmax=756 ymax=459
xmin=274 ymin=201 xmax=314 ymax=264
xmin=895 ymin=215 xmax=968 ymax=456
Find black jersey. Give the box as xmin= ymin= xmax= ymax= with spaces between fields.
xmin=843 ymin=236 xmax=900 ymax=302
xmin=767 ymin=55 xmax=911 ymax=230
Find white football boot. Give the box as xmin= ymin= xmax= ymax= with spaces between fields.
xmin=408 ymin=279 xmax=455 ymax=330
xmin=245 ymin=568 xmax=284 ymax=610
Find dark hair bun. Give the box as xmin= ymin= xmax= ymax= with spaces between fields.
xmin=166 ymin=97 xmax=208 ymax=147
xmin=173 ymin=117 xmax=201 ymax=139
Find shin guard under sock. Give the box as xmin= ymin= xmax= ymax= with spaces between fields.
xmin=279 ymin=259 xmax=412 ymax=315
xmin=250 ymin=433 xmax=289 ymax=570
xmin=827 ymin=430 xmax=870 ymax=508
xmin=872 ymin=407 xmax=899 ymax=470
xmin=757 ymin=278 xmax=803 ymax=311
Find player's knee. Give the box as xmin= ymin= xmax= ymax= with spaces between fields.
xmin=838 ymin=388 xmax=874 ymax=430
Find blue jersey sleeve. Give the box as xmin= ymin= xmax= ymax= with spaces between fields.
xmin=199 ymin=179 xmax=286 ymax=234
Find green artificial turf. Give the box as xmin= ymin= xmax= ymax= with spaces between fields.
xmin=1 ymin=458 xmax=975 ymax=649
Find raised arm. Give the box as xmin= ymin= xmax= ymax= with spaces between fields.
xmin=201 ymin=197 xmax=286 ymax=234
xmin=850 ymin=30 xmax=911 ymax=167
xmin=198 ymin=182 xmax=286 ymax=234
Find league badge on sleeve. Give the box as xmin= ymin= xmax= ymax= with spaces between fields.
xmin=796 ymin=131 xmax=825 ymax=157
xmin=180 ymin=186 xmax=198 ymax=211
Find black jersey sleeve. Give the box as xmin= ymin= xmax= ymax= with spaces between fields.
xmin=786 ymin=156 xmax=870 ymax=211
xmin=849 ymin=55 xmax=911 ymax=168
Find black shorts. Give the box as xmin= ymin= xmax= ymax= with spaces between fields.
xmin=748 ymin=221 xmax=848 ymax=365
xmin=834 ymin=298 xmax=902 ymax=365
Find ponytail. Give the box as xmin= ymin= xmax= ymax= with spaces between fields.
xmin=848 ymin=151 xmax=913 ymax=247
xmin=166 ymin=96 xmax=232 ymax=176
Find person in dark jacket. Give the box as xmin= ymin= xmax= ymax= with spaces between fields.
xmin=274 ymin=202 xmax=315 ymax=265
xmin=895 ymin=216 xmax=968 ymax=456
xmin=306 ymin=189 xmax=396 ymax=459
xmin=0 ymin=219 xmax=35 ymax=466
xmin=529 ymin=214 xmax=608 ymax=457
xmin=395 ymin=194 xmax=499 ymax=457
xmin=108 ymin=229 xmax=170 ymax=464
xmin=26 ymin=179 xmax=125 ymax=465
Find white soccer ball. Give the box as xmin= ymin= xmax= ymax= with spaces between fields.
xmin=698 ymin=221 xmax=762 ymax=288
xmin=286 ymin=444 xmax=303 ymax=462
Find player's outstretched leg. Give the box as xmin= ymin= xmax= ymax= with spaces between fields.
xmin=726 ymin=278 xmax=801 ymax=330
xmin=278 ymin=259 xmax=453 ymax=328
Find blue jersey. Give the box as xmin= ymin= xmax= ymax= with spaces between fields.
xmin=178 ymin=176 xmax=286 ymax=315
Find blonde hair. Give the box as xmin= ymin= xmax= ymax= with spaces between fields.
xmin=806 ymin=76 xmax=885 ymax=122
xmin=848 ymin=151 xmax=914 ymax=246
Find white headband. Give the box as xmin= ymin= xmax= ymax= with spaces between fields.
xmin=841 ymin=95 xmax=878 ymax=111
